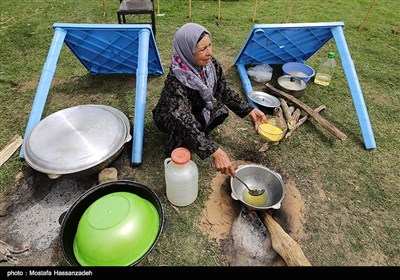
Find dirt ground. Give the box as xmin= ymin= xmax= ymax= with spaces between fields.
xmin=0 ymin=159 xmax=307 ymax=267
xmin=0 ymin=165 xmax=95 ymax=266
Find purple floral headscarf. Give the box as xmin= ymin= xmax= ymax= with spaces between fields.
xmin=170 ymin=23 xmax=217 ymax=125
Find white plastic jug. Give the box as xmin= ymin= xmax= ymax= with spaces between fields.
xmin=164 ymin=147 xmax=198 ymax=206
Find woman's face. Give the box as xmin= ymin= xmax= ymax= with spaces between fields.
xmin=194 ymin=34 xmax=212 ymax=67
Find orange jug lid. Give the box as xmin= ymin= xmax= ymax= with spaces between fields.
xmin=171 ymin=147 xmax=191 ymax=164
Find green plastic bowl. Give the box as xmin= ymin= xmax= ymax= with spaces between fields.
xmin=73 ymin=191 xmax=160 ymax=266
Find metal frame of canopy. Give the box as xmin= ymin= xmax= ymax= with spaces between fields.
xmin=19 ymin=23 xmax=164 ymax=165
xmin=234 ymin=22 xmax=376 ymax=150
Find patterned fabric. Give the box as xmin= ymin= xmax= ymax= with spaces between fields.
xmin=170 ymin=23 xmax=216 ymax=125
xmin=152 ymin=57 xmax=254 ymax=160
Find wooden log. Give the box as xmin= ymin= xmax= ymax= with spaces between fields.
xmin=260 ymin=211 xmax=311 ymax=266
xmin=265 ymin=83 xmax=347 ymax=140
xmin=286 ymin=105 xmax=326 ymax=138
xmin=280 ymin=98 xmax=298 ymax=129
xmin=286 ymin=108 xmax=302 ymax=131
xmin=274 ymin=108 xmax=286 ymax=126
xmin=292 ymin=108 xmax=301 ymax=124
xmin=0 ymin=134 xmax=23 ymax=167
xmin=273 ymin=107 xmax=284 ymax=121
xmin=258 ymin=141 xmax=279 ymax=152
xmin=280 ymin=98 xmax=292 ymax=122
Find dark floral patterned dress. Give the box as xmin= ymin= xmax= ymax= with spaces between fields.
xmin=152 ymin=57 xmax=254 ymax=160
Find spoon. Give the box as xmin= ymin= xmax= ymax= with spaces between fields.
xmin=235 ymin=176 xmax=265 ymax=196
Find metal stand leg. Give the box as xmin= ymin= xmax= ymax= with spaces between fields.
xmin=20 ymin=28 xmax=67 ymax=158
xmin=332 ymin=26 xmax=376 ymax=149
xmin=131 ymin=28 xmax=150 ymax=165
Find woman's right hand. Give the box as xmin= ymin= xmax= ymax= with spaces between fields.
xmin=249 ymin=108 xmax=267 ymax=131
xmin=212 ymin=148 xmax=236 ymax=177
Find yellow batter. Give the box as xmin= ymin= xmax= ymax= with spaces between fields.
xmin=258 ymin=123 xmax=284 ymax=142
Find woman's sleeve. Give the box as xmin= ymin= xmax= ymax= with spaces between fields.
xmin=212 ymin=58 xmax=254 ymax=118
xmin=159 ymin=79 xmax=219 ymax=160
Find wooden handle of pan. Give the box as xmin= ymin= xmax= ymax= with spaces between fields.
xmin=260 ymin=211 xmax=311 ymax=266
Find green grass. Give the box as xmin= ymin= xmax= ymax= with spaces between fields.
xmin=1 ymin=0 xmax=399 ymax=266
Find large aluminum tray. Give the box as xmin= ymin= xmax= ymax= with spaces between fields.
xmin=23 ymin=105 xmax=131 ymax=176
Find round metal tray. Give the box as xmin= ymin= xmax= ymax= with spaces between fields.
xmin=248 ymin=91 xmax=280 ymax=108
xmin=23 ymin=105 xmax=131 ymax=176
xmin=97 ymin=105 xmax=132 ymax=143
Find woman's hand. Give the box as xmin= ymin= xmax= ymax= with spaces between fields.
xmin=212 ymin=148 xmax=236 ymax=177
xmin=249 ymin=108 xmax=267 ymax=131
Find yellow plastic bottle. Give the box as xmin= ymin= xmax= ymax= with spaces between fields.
xmin=314 ymin=52 xmax=336 ymax=86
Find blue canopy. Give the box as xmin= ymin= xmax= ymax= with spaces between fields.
xmin=20 ymin=23 xmax=164 ymax=165
xmin=235 ymin=22 xmax=376 ymax=150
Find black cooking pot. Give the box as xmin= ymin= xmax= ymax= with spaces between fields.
xmin=59 ymin=180 xmax=164 ymax=266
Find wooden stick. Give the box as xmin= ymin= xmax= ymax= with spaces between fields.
xmin=357 ymin=0 xmax=377 ymax=32
xmin=291 ymin=108 xmax=301 ymax=124
xmin=188 ymin=0 xmax=192 ymax=19
xmin=265 ymin=83 xmax=347 ymax=140
xmin=252 ymin=0 xmax=258 ymax=23
xmin=0 ymin=134 xmax=23 ymax=167
xmin=280 ymin=98 xmax=292 ymax=122
xmin=288 ymin=106 xmax=295 ymax=115
xmin=218 ymin=0 xmax=221 ymax=21
xmin=102 ymin=0 xmax=106 ymax=16
xmin=273 ymin=107 xmax=284 ymax=120
xmin=260 ymin=211 xmax=311 ymax=266
xmin=285 ymin=0 xmax=294 ymax=23
xmin=285 ymin=105 xmax=326 ymax=138
xmin=280 ymin=98 xmax=297 ymax=129
xmin=258 ymin=141 xmax=279 ymax=152
xmin=273 ymin=107 xmax=286 ymax=128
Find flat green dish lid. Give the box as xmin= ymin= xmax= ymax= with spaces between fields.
xmin=73 ymin=192 xmax=160 ymax=266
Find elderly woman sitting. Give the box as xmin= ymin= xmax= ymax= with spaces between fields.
xmin=152 ymin=23 xmax=266 ymax=176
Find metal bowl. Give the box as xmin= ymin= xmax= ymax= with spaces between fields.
xmin=230 ymin=164 xmax=285 ymax=210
